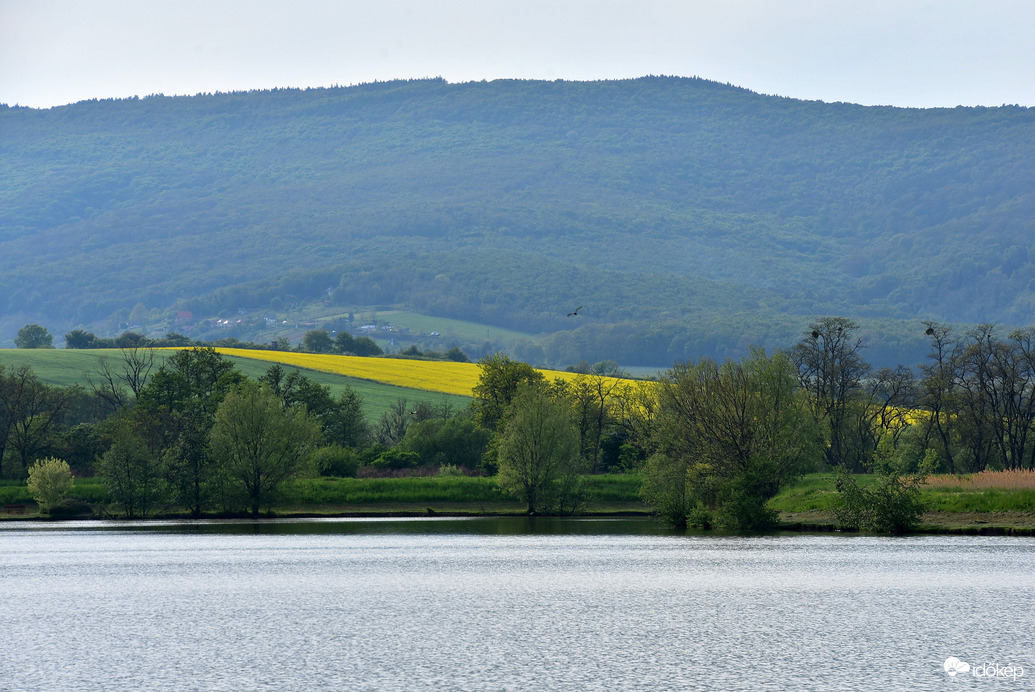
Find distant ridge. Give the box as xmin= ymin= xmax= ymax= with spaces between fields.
xmin=2 ymin=77 xmax=1033 ymax=364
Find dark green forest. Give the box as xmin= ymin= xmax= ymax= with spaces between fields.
xmin=2 ymin=77 xmax=1034 ymax=365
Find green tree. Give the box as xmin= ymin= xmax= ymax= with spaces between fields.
xmin=64 ymin=329 xmax=99 ymax=349
xmin=646 ymin=348 xmax=821 ymax=529
xmin=641 ymin=451 xmax=697 ymax=528
xmin=445 ymin=347 xmax=470 ymax=363
xmin=26 ymin=457 xmax=74 ymax=513
xmin=473 ymin=353 xmax=546 ymax=430
xmin=496 ymin=382 xmax=582 ymax=514
xmin=260 ymin=366 xmax=368 ymax=447
xmin=0 ymin=365 xmax=74 ymax=478
xmin=333 ymin=331 xmax=357 ymax=354
xmin=114 ymin=331 xmax=149 ymax=348
xmin=301 ymin=329 xmax=334 ymax=353
xmin=14 ymin=324 xmax=53 ymax=349
xmin=209 ymin=381 xmax=322 ymax=517
xmin=311 ymin=444 xmax=360 ymax=477
xmin=351 ymin=336 xmax=383 ymax=357
xmin=99 ymin=421 xmax=167 ymax=518
xmin=136 ymin=347 xmax=243 ymax=516
xmin=399 ymin=413 xmax=492 ymax=470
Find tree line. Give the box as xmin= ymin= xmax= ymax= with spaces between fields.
xmin=20 ymin=321 xmax=478 ymax=364
xmin=477 ymin=317 xmax=1035 ymax=530
xmin=15 ymin=322 xmax=389 ymax=357
xmin=6 ymin=317 xmax=1035 ymax=528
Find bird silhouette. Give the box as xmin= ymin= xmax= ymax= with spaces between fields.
xmin=567 ymin=306 xmax=583 ymax=317
xmin=925 ymin=327 xmax=935 ymax=336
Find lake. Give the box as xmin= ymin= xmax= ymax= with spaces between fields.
xmin=1 ymin=518 xmax=1032 ymax=691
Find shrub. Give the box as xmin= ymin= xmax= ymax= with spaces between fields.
xmin=312 ymin=445 xmax=360 ymax=478
xmin=26 ymin=457 xmax=74 ymax=514
xmin=47 ymin=499 xmax=93 ymax=518
xmin=835 ymin=469 xmax=928 ymax=534
xmin=370 ymin=448 xmax=420 ymax=471
xmin=715 ymin=471 xmax=779 ymax=530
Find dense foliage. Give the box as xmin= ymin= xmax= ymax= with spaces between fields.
xmin=3 ymin=77 xmax=1034 ymax=365
xmin=5 ymin=314 xmax=1035 ymax=527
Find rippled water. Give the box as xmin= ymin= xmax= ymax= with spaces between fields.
xmin=1 ymin=518 xmax=1032 ymax=691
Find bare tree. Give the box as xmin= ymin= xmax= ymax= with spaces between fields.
xmin=789 ymin=317 xmax=870 ymax=469
xmin=917 ymin=322 xmax=961 ymax=471
xmin=89 ymin=347 xmax=157 ymax=413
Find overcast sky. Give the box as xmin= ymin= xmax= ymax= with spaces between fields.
xmin=2 ymin=0 xmax=1033 ymax=109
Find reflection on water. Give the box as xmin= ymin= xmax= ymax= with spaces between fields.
xmin=1 ymin=519 xmax=1032 ymax=691
xmin=2 ymin=515 xmax=687 ymax=536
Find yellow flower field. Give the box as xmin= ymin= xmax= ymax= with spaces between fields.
xmin=210 ymin=348 xmax=630 ymax=397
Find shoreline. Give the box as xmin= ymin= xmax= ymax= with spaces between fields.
xmin=776 ymin=510 xmax=1035 ymax=536
xmin=5 ymin=507 xmax=1035 ymax=536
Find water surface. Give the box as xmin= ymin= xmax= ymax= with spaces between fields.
xmin=1 ymin=518 xmax=1031 ymax=691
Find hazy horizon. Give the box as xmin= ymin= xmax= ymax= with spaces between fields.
xmin=3 ymin=1 xmax=1034 ymax=110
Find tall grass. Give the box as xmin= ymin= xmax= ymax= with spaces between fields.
xmin=284 ymin=476 xmax=505 ymax=505
xmin=925 ymin=469 xmax=1035 ymax=490
xmin=282 ymin=473 xmax=645 ymax=507
xmin=1 ymin=476 xmax=109 ymax=511
xmin=581 ymin=474 xmax=644 ymax=503
xmin=922 ymin=470 xmax=1035 ymax=513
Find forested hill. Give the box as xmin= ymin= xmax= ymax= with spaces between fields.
xmin=2 ymin=77 xmax=1034 ymax=365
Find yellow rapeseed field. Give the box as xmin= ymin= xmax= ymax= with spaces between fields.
xmin=209 ymin=348 xmax=632 ymax=397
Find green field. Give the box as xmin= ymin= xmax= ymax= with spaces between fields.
xmin=324 ymin=308 xmax=535 ymax=344
xmin=0 ymin=348 xmax=472 ymax=421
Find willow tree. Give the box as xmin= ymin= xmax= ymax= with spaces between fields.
xmin=496 ymin=382 xmax=582 ymax=515
xmin=209 ymin=381 xmax=322 ymax=517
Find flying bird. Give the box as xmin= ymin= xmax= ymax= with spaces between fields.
xmin=567 ymin=306 xmax=583 ymax=317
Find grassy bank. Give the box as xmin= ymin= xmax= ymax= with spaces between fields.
xmin=770 ymin=471 xmax=1035 ymax=534
xmin=1 ymin=474 xmax=649 ymax=518
xmin=5 ymin=472 xmax=1034 ymax=533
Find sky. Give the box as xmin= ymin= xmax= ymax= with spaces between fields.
xmin=2 ymin=0 xmax=1033 ymax=110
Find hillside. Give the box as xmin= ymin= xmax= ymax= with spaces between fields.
xmin=3 ymin=77 xmax=1033 ymax=365
xmin=0 ymin=348 xmax=471 ymax=422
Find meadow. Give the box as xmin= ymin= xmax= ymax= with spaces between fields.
xmin=0 ymin=348 xmax=472 ymax=421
